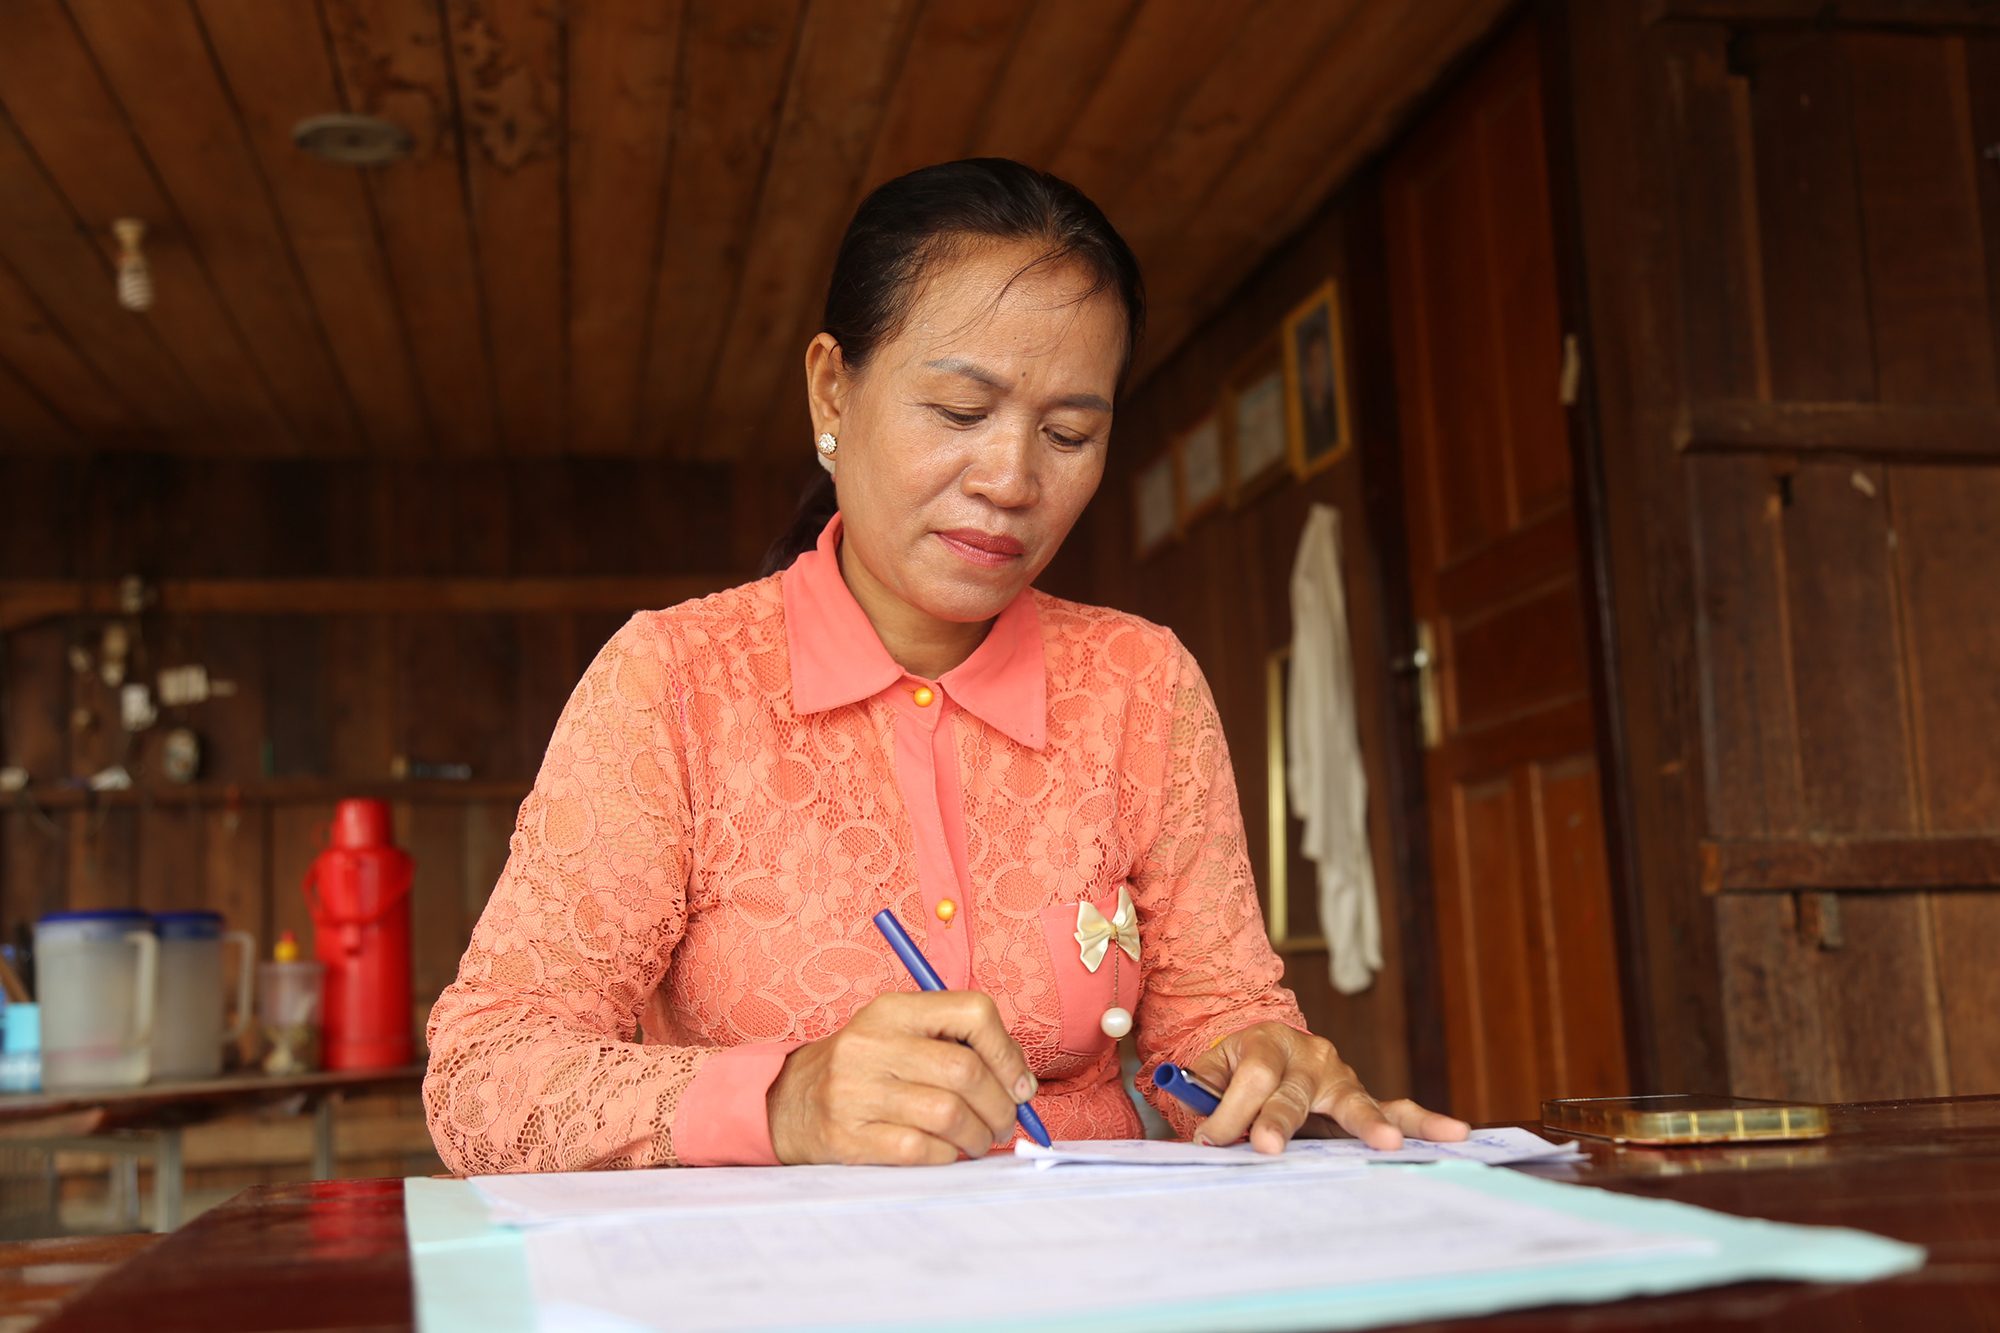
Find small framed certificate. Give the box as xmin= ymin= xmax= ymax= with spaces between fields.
xmin=1226 ymin=344 xmax=1290 ymax=506
xmin=1264 ymin=644 xmax=1328 ymax=954
xmin=1173 ymin=410 xmax=1225 ymax=525
xmin=1133 ymin=448 xmax=1178 ymax=558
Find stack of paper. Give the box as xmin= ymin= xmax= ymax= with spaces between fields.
xmin=471 ymin=1148 xmax=1284 ymax=1228
xmin=406 ymin=1133 xmax=1924 ymax=1333
xmin=1289 ymin=1125 xmax=1587 ymax=1165
xmin=513 ymin=1167 xmax=1703 ymax=1331
xmin=1014 ymin=1125 xmax=1583 ymax=1170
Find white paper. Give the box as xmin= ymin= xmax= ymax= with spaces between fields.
xmin=476 ymin=1131 xmax=1578 ymax=1230
xmin=475 ymin=1151 xmax=1262 ymax=1229
xmin=1018 ymin=1128 xmax=1580 ymax=1170
xmin=477 ymin=1154 xmax=1018 ymax=1226
xmin=1012 ymin=1137 xmax=1295 ymax=1168
xmin=1284 ymin=1126 xmax=1585 ymax=1167
xmin=517 ymin=1168 xmax=1710 ymax=1332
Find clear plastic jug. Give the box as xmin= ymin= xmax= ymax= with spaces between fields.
xmin=151 ymin=911 xmax=255 ymax=1081
xmin=35 ymin=910 xmax=157 ymax=1090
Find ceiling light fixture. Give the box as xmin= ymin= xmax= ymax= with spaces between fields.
xmin=112 ymin=218 xmax=151 ymax=312
xmin=291 ymin=113 xmax=414 ymax=167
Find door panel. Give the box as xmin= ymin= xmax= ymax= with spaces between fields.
xmin=1449 ymin=581 xmax=1590 ymax=730
xmin=1449 ymin=775 xmax=1543 ymax=1117
xmin=1533 ymin=758 xmax=1624 ymax=1095
xmin=1384 ymin=20 xmax=1629 ymax=1121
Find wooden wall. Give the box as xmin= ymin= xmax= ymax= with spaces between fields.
xmin=1078 ymin=168 xmax=1431 ymax=1105
xmin=1080 ymin=0 xmax=2000 ymax=1112
xmin=1 ymin=454 xmax=748 ymax=956
xmin=1561 ymin=0 xmax=2000 ymax=1098
xmin=0 ymin=452 xmax=772 ymax=1203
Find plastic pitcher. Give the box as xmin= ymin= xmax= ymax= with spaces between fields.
xmin=35 ymin=910 xmax=157 ymax=1090
xmin=150 ymin=911 xmax=255 ymax=1081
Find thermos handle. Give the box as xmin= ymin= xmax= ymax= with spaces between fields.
xmin=298 ymin=820 xmax=334 ymax=923
xmin=125 ymin=929 xmax=157 ymax=1048
xmin=302 ymin=862 xmax=323 ymax=925
xmin=222 ymin=930 xmax=256 ymax=1042
xmin=302 ymin=861 xmax=414 ymax=930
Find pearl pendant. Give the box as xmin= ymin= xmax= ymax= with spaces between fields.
xmin=1099 ymin=1006 xmax=1132 ymax=1039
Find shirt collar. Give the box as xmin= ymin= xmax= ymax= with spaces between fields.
xmin=782 ymin=513 xmax=1046 ymax=749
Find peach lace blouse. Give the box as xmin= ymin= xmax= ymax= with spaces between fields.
xmin=423 ymin=515 xmax=1305 ymax=1172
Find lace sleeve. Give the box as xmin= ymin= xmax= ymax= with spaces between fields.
xmin=1129 ymin=636 xmax=1308 ymax=1137
xmin=422 ymin=614 xmax=709 ymax=1174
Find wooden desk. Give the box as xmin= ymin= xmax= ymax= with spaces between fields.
xmin=29 ymin=1096 xmax=2000 ymax=1331
xmin=0 ymin=1234 xmax=158 ymax=1332
xmin=0 ymin=1067 xmax=425 ymax=1232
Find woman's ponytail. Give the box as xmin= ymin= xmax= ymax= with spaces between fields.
xmin=759 ymin=472 xmax=838 ymax=577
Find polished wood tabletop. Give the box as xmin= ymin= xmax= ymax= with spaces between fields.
xmin=31 ymin=1095 xmax=2000 ymax=1332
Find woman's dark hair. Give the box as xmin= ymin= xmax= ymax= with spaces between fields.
xmin=760 ymin=158 xmax=1145 ymax=576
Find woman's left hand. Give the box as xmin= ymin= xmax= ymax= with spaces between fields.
xmin=1178 ymin=1021 xmax=1469 ymax=1154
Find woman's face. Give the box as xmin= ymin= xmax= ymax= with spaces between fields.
xmin=807 ymin=238 xmax=1125 ymax=631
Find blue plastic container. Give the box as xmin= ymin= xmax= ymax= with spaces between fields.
xmin=0 ymin=1001 xmax=41 ymax=1093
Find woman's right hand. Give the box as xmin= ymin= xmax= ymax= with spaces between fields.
xmin=765 ymin=992 xmax=1038 ymax=1165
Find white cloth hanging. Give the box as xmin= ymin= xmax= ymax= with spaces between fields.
xmin=1287 ymin=504 xmax=1382 ymax=995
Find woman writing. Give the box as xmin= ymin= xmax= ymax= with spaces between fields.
xmin=423 ymin=159 xmax=1465 ymax=1170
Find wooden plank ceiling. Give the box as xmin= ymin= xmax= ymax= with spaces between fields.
xmin=0 ymin=0 xmax=1509 ymax=461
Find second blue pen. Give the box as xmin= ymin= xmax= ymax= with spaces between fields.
xmin=1152 ymin=1061 xmax=1223 ymax=1117
xmin=870 ymin=907 xmax=1053 ymax=1149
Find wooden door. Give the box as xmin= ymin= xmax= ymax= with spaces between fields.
xmin=1381 ymin=24 xmax=1628 ymax=1122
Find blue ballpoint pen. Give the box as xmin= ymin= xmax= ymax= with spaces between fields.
xmin=870 ymin=907 xmax=1053 ymax=1149
xmin=1152 ymin=1062 xmax=1223 ymax=1117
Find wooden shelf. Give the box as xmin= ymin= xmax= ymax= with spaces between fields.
xmin=4 ymin=777 xmax=530 ymax=812
xmin=0 ymin=574 xmax=736 ymax=634
xmin=0 ymin=1066 xmax=426 ymax=1126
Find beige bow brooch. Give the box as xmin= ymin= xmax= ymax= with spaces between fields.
xmin=1074 ymin=885 xmax=1140 ymax=973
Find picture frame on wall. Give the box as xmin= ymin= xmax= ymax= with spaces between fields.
xmin=1282 ymin=279 xmax=1354 ymax=479
xmin=1263 ymin=644 xmax=1328 ymax=954
xmin=1224 ymin=343 xmax=1289 ymax=506
xmin=1173 ymin=410 xmax=1225 ymax=525
xmin=1132 ymin=448 xmax=1178 ymax=558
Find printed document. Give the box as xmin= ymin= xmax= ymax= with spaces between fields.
xmin=513 ymin=1167 xmax=1709 ymax=1331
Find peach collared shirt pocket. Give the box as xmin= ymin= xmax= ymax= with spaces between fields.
xmin=1038 ymin=883 xmax=1142 ymax=1057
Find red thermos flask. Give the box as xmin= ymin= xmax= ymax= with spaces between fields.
xmin=302 ymin=799 xmax=414 ymax=1070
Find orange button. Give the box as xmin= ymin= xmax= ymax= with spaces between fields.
xmin=913 ymin=686 xmax=936 ymax=707
xmin=934 ymin=898 xmax=957 ymax=925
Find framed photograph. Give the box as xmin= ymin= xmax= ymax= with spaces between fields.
xmin=1132 ymin=448 xmax=1178 ymax=558
xmin=1282 ymin=280 xmax=1354 ymax=479
xmin=1264 ymin=644 xmax=1328 ymax=954
xmin=1173 ymin=410 xmax=1225 ymax=525
xmin=1224 ymin=345 xmax=1289 ymax=506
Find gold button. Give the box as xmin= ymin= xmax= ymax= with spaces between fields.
xmin=912 ymin=686 xmax=935 ymax=707
xmin=935 ymin=898 xmax=957 ymax=925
